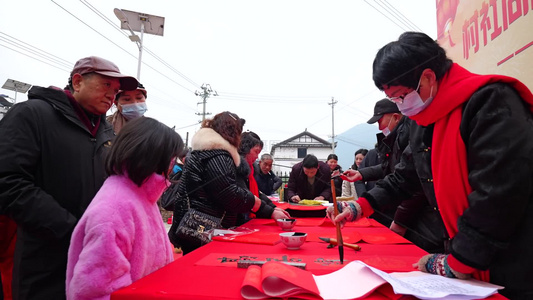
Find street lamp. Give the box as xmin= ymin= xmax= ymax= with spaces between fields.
xmin=114 ymin=8 xmax=165 ymax=81
xmin=1 ymin=79 xmax=32 ymax=103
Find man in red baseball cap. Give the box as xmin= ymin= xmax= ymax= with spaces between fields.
xmin=0 ymin=56 xmax=137 ymax=299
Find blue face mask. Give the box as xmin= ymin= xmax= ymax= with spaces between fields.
xmin=120 ymin=102 xmax=147 ymax=120
xmin=396 ymin=76 xmax=434 ymax=117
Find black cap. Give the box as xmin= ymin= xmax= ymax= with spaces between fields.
xmin=367 ymin=98 xmax=401 ymax=124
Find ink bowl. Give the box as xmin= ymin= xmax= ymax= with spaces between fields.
xmin=279 ymin=232 xmax=307 ymax=250
xmin=276 ymin=218 xmax=297 ymax=231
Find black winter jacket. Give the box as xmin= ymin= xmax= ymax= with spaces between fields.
xmin=285 ymin=161 xmax=332 ymax=202
xmin=363 ymin=83 xmax=533 ymax=297
xmin=236 ymin=158 xmax=275 ymax=225
xmin=253 ymin=162 xmax=282 ymax=196
xmin=0 ymin=86 xmax=114 ymax=300
xmin=358 ymin=117 xmax=443 ymax=251
xmin=168 ymin=129 xmax=256 ymax=253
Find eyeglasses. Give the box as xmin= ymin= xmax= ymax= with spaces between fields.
xmin=387 ymin=94 xmax=406 ymax=104
xmin=386 ymin=75 xmax=423 ymax=104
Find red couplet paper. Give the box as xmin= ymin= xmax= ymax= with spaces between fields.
xmin=241 ymin=261 xmax=322 ymax=300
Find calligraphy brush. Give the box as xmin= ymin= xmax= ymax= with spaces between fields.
xmin=330 ymin=177 xmax=344 ymax=264
xmin=318 ymin=171 xmax=441 ymax=249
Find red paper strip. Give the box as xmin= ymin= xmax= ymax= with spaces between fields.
xmin=320 ymin=217 xmax=372 ymax=227
xmin=287 ymin=204 xmax=326 ymax=211
xmin=195 ymin=253 xmax=348 ymax=271
xmin=195 ymin=253 xmax=420 ymax=272
xmin=306 ymin=231 xmax=362 ymax=244
xmin=212 ymin=231 xmax=282 ymax=245
xmin=361 ymin=232 xmax=412 ymax=244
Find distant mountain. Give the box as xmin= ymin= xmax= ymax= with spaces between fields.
xmin=333 ymin=123 xmax=379 ymax=170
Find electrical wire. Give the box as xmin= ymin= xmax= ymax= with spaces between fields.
xmin=79 ymin=0 xmax=201 ymax=89
xmin=0 ymin=43 xmax=71 ymax=73
xmin=373 ymin=0 xmax=419 ymax=32
xmin=379 ymin=0 xmax=423 ymax=32
xmin=0 ymin=32 xmax=72 ymax=69
xmin=363 ymin=0 xmax=410 ymax=32
xmin=51 ymin=0 xmax=138 ymax=60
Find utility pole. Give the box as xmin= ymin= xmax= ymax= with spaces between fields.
xmin=328 ymin=97 xmax=338 ymax=153
xmin=195 ymin=83 xmax=217 ymax=122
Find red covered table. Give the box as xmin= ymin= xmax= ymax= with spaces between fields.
xmin=111 ymin=218 xmax=506 ymax=299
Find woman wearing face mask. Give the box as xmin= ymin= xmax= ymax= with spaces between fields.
xmin=107 ymin=82 xmax=148 ymax=133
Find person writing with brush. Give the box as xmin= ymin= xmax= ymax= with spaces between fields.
xmin=328 ymin=32 xmax=533 ymax=299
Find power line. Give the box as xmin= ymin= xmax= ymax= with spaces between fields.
xmin=51 ymin=0 xmax=198 ymax=94
xmin=215 ymin=95 xmax=330 ymax=104
xmin=51 ymin=0 xmax=138 ymax=60
xmin=379 ymin=0 xmax=423 ymax=32
xmin=219 ymin=91 xmax=327 ymax=100
xmin=0 ymin=43 xmax=71 ymax=73
xmin=0 ymin=32 xmax=72 ymax=69
xmin=79 ymin=0 xmax=201 ymax=89
xmin=79 ymin=0 xmax=129 ymax=38
xmin=373 ymin=0 xmax=418 ymax=32
xmin=363 ymin=0 xmax=410 ymax=32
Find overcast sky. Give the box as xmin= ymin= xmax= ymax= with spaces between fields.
xmin=0 ymin=0 xmax=437 ymax=146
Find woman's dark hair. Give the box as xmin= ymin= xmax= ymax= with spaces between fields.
xmin=302 ymin=154 xmax=319 ymax=169
xmin=372 ymin=31 xmax=453 ymax=90
xmin=327 ymin=154 xmax=338 ymax=161
xmin=105 ymin=117 xmax=184 ymax=186
xmin=355 ymin=148 xmax=368 ymax=157
xmin=202 ymin=111 xmax=245 ymax=148
xmin=239 ymin=131 xmax=263 ymax=155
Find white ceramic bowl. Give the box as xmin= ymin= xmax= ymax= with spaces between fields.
xmin=276 ymin=218 xmax=297 ymax=231
xmin=279 ymin=232 xmax=307 ymax=249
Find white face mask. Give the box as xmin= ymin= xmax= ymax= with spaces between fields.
xmin=382 ymin=115 xmax=393 ymax=136
xmin=120 ymin=102 xmax=147 ymax=120
xmin=396 ymin=76 xmax=434 ymax=117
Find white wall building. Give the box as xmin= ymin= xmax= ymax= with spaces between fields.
xmin=269 ymin=130 xmax=334 ymax=175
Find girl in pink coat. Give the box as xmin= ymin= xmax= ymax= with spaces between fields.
xmin=66 ymin=117 xmax=184 ymax=300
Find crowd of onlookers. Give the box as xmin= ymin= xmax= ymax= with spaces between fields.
xmin=1 ymin=30 xmax=533 ymax=300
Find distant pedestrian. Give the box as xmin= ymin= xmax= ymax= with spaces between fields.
xmin=253 ymin=153 xmax=282 ymax=196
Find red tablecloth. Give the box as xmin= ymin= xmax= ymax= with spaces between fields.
xmin=111 ymin=218 xmax=507 ymax=300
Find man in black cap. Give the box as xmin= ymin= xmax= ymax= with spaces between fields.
xmin=0 ymin=56 xmax=138 ymax=300
xmin=348 ymin=98 xmax=446 ymax=253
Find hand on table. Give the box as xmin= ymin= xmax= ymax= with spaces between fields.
xmin=313 ymin=196 xmax=325 ymax=200
xmin=341 ymin=169 xmax=363 ymax=182
xmin=290 ymin=195 xmax=301 ymax=203
xmin=413 ymin=254 xmax=471 ymax=279
xmin=271 ymin=208 xmax=290 ymax=220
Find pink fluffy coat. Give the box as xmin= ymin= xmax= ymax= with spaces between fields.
xmin=66 ymin=173 xmax=174 ymax=300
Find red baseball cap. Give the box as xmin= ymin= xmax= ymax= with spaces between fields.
xmin=70 ymin=56 xmax=138 ymax=91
